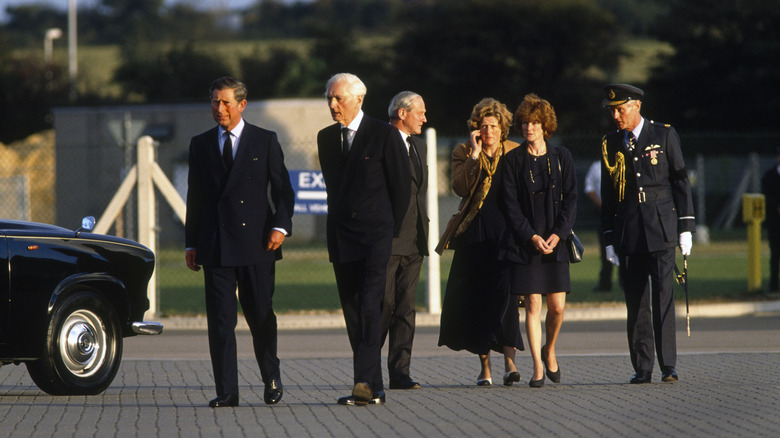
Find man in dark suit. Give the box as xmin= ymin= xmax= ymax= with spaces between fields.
xmin=317 ymin=73 xmax=411 ymax=406
xmin=762 ymin=148 xmax=780 ymax=292
xmin=185 ymin=76 xmax=294 ymax=407
xmin=381 ymin=91 xmax=429 ymax=390
xmin=600 ymin=84 xmax=695 ymax=384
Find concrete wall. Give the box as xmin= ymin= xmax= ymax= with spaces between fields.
xmin=53 ymin=99 xmax=334 ymax=245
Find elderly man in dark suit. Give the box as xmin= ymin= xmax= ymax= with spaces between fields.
xmin=317 ymin=73 xmax=411 ymax=406
xmin=185 ymin=76 xmax=294 ymax=407
xmin=381 ymin=91 xmax=429 ymax=390
xmin=600 ymin=84 xmax=695 ymax=384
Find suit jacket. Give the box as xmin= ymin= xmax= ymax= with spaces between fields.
xmin=601 ymin=119 xmax=695 ymax=254
xmin=185 ymin=122 xmax=294 ymax=267
xmin=317 ymin=115 xmax=411 ymax=263
xmin=497 ymin=144 xmax=578 ymax=264
xmin=392 ymin=134 xmax=429 ymax=257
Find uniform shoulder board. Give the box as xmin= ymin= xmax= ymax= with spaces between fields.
xmin=648 ymin=120 xmax=672 ymax=129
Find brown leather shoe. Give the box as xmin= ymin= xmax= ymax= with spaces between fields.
xmin=337 ymin=390 xmax=386 ymax=406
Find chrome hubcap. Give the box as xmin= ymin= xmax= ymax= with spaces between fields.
xmin=58 ymin=310 xmax=107 ymax=377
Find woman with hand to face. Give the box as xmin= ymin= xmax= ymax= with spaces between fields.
xmin=437 ymin=98 xmax=525 ymax=387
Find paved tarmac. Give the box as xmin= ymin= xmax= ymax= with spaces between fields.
xmin=1 ymin=301 xmax=779 ymax=438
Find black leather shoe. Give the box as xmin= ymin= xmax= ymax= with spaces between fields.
xmin=337 ymin=390 xmax=386 ymax=406
xmin=389 ymin=374 xmax=421 ymax=390
xmin=661 ymin=367 xmax=678 ymax=382
xmin=209 ymin=394 xmax=239 ymax=408
xmin=630 ymin=371 xmax=653 ymax=384
xmin=264 ymin=378 xmax=284 ymax=404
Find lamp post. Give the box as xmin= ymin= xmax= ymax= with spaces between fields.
xmin=68 ymin=0 xmax=78 ymax=101
xmin=44 ymin=28 xmax=62 ymax=63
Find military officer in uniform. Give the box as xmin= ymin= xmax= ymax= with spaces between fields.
xmin=599 ymin=84 xmax=695 ymax=384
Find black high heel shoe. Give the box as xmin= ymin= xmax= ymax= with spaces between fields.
xmin=529 ymin=375 xmax=545 ymax=388
xmin=503 ymin=371 xmax=520 ymax=386
xmin=541 ymin=345 xmax=561 ymax=383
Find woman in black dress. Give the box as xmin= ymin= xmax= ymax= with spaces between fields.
xmin=436 ymin=98 xmax=524 ymax=386
xmin=499 ymin=94 xmax=576 ymax=387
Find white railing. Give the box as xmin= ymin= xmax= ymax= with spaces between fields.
xmin=94 ymin=136 xmax=185 ymax=318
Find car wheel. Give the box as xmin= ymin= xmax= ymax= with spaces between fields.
xmin=26 ymin=288 xmax=123 ymax=395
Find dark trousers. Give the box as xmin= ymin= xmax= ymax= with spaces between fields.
xmin=381 ymin=253 xmax=423 ymax=379
xmin=204 ymin=263 xmax=280 ymax=396
xmin=620 ymin=248 xmax=677 ymax=373
xmin=769 ymin=227 xmax=780 ymax=290
xmin=333 ymin=255 xmax=389 ymax=392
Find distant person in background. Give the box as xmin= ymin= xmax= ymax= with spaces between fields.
xmin=761 ymin=147 xmax=780 ymax=292
xmin=381 ymin=91 xmax=430 ymax=390
xmin=585 ymin=160 xmax=615 ymax=292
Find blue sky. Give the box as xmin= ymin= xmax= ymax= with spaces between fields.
xmin=1 ymin=0 xmax=264 ymax=23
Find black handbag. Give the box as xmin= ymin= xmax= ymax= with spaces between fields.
xmin=567 ymin=231 xmax=584 ymax=263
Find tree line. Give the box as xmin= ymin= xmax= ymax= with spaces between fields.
xmin=1 ymin=0 xmax=778 ymax=148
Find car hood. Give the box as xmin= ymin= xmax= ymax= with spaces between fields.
xmin=0 ymin=219 xmax=151 ymax=253
xmin=0 ymin=219 xmax=71 ymax=234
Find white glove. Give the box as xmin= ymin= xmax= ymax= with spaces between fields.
xmin=605 ymin=245 xmax=620 ymax=266
xmin=679 ymin=231 xmax=692 ymax=256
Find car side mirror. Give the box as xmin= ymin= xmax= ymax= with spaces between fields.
xmin=76 ymin=216 xmax=96 ymax=237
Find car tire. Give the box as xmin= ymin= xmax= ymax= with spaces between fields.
xmin=26 ymin=288 xmax=123 ymax=395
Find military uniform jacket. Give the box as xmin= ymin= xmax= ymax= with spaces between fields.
xmin=600 ymin=119 xmax=695 ymax=254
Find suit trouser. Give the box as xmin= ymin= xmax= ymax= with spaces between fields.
xmin=381 ymin=253 xmax=423 ymax=378
xmin=333 ymin=255 xmax=389 ymax=392
xmin=204 ymin=263 xmax=280 ymax=396
xmin=620 ymin=248 xmax=677 ymax=373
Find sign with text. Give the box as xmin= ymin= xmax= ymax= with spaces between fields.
xmin=289 ymin=170 xmax=328 ymax=214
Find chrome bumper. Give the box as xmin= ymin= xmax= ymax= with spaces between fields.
xmin=132 ymin=321 xmax=164 ymax=335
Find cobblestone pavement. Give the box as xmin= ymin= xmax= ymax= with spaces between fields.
xmin=1 ymin=315 xmax=779 ymax=437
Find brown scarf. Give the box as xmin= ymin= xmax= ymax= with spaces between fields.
xmin=455 ymin=144 xmax=505 ymax=236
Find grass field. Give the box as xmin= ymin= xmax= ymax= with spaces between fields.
xmin=155 ymin=230 xmax=775 ymax=316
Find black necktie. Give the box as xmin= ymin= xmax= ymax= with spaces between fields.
xmin=407 ymin=136 xmax=422 ymax=179
xmin=222 ymin=131 xmax=233 ymax=172
xmin=622 ymin=129 xmax=635 ymax=152
xmin=341 ymin=127 xmax=350 ymax=157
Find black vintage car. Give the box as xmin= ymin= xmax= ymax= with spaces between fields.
xmin=0 ymin=217 xmax=162 ymax=395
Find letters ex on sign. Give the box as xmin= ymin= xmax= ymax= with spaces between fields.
xmin=290 ymin=170 xmax=328 ymax=214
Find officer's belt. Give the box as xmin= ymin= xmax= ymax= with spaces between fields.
xmin=627 ymin=187 xmax=669 ymax=204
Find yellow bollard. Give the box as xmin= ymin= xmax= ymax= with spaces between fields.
xmin=742 ymin=193 xmax=765 ymax=291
